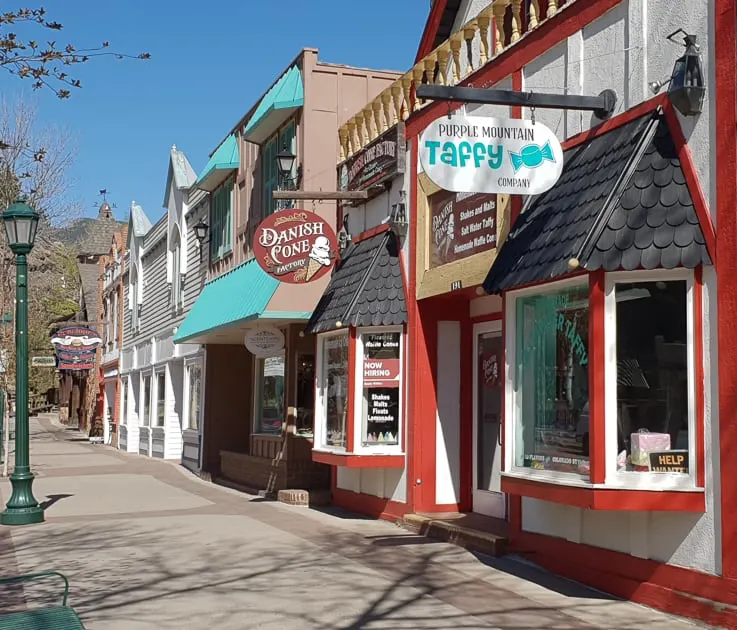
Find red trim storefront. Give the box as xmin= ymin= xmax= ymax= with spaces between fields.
xmin=312 ymin=0 xmax=737 ymax=625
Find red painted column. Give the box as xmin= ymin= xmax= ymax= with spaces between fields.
xmin=716 ymin=0 xmax=737 ymax=579
xmin=588 ymin=271 xmax=606 ymax=484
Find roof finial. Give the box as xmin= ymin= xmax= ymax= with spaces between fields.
xmin=172 ymin=144 xmax=177 ymax=151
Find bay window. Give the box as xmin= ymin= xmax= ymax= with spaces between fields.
xmin=504 ymin=269 xmax=701 ymax=506
xmin=315 ymin=327 xmax=405 ymax=458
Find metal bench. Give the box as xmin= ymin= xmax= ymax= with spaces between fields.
xmin=0 ymin=571 xmax=84 ymax=629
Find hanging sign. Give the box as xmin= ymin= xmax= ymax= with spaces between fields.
xmin=32 ymin=356 xmax=57 ymax=367
xmin=244 ymin=326 xmax=285 ymax=357
xmin=253 ymin=209 xmax=338 ymax=284
xmin=51 ymin=326 xmax=102 ymax=371
xmin=419 ymin=114 xmax=564 ymax=195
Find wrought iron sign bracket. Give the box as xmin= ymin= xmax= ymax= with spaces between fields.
xmin=416 ymin=85 xmax=618 ymax=120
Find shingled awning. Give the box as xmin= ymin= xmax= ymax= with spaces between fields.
xmin=304 ymin=229 xmax=407 ymax=334
xmin=483 ymin=111 xmax=712 ymax=294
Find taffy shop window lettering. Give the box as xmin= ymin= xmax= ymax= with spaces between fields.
xmin=514 ymin=286 xmax=590 ymax=477
xmin=361 ymin=332 xmax=401 ymax=446
xmin=614 ymin=280 xmax=690 ymax=474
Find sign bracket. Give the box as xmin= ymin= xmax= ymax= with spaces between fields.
xmin=416 ymin=85 xmax=618 ymax=120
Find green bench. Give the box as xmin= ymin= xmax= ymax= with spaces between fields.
xmin=0 ymin=572 xmax=84 ymax=629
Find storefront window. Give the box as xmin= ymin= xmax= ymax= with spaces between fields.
xmin=121 ymin=378 xmax=127 ymax=425
xmin=155 ymin=372 xmax=166 ymax=427
xmin=254 ymin=354 xmax=285 ymax=435
xmin=322 ymin=333 xmax=349 ymax=449
xmin=142 ymin=375 xmax=151 ymax=427
xmin=614 ymin=280 xmax=690 ymax=474
xmin=296 ymin=354 xmax=314 ymax=438
xmin=514 ymin=284 xmax=590 ymax=477
xmin=360 ymin=331 xmax=401 ymax=447
xmin=187 ymin=363 xmax=202 ymax=431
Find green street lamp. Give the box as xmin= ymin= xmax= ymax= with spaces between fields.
xmin=1 ymin=198 xmax=43 ymax=526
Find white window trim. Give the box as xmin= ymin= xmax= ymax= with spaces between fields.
xmin=252 ymin=351 xmax=286 ymax=436
xmin=154 ymin=369 xmax=167 ymax=429
xmin=503 ymin=271 xmax=700 ymax=493
xmin=141 ymin=371 xmax=153 ymax=428
xmin=353 ymin=326 xmax=405 ymax=455
xmin=184 ymin=358 xmax=203 ymax=432
xmin=504 ymin=276 xmax=589 ymax=479
xmin=120 ymin=377 xmax=128 ymax=426
xmin=603 ymin=268 xmax=698 ymax=490
xmin=314 ymin=329 xmax=350 ymax=453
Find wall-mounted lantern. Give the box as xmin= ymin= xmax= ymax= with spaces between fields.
xmin=666 ymin=30 xmax=706 ymax=116
xmin=389 ymin=190 xmax=408 ymax=238
xmin=193 ymin=218 xmax=209 ymax=262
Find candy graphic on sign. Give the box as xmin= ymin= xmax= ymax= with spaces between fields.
xmin=509 ymin=142 xmax=555 ymax=172
xmin=253 ymin=209 xmax=338 ymax=284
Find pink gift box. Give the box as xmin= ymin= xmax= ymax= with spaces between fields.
xmin=631 ymin=431 xmax=671 ymax=467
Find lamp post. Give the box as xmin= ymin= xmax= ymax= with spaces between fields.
xmin=1 ymin=198 xmax=43 ymax=526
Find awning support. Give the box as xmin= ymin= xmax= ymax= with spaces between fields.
xmin=416 ymin=85 xmax=618 ymax=120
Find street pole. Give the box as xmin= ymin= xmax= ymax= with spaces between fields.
xmin=1 ymin=199 xmax=43 ymax=526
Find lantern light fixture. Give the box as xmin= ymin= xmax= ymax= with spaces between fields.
xmin=337 ymin=213 xmax=352 ymax=254
xmin=3 ymin=198 xmax=39 ymax=255
xmin=666 ymin=30 xmax=705 ymax=116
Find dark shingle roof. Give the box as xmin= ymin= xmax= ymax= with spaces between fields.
xmin=483 ymin=112 xmax=711 ymax=294
xmin=305 ymin=230 xmax=407 ymax=334
xmin=78 ymin=262 xmax=100 ymax=325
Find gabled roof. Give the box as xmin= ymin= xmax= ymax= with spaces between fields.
xmin=416 ymin=0 xmax=462 ymax=62
xmin=126 ymin=201 xmax=153 ymax=248
xmin=163 ymin=145 xmax=197 ymax=208
xmin=483 ymin=111 xmax=712 ymax=294
xmin=305 ymin=229 xmax=407 ymax=334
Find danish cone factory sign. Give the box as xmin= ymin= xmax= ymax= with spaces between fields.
xmin=51 ymin=326 xmax=102 ymax=371
xmin=253 ymin=209 xmax=338 ymax=284
xmin=419 ymin=114 xmax=564 ymax=195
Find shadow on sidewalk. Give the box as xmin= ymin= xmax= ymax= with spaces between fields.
xmin=39 ymin=494 xmax=73 ymax=511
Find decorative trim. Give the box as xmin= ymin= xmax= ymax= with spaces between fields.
xmin=312 ymin=451 xmax=405 ymax=468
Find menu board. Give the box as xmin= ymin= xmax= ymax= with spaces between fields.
xmin=362 ymin=332 xmax=400 ymax=446
xmin=429 ymin=190 xmax=497 ymax=268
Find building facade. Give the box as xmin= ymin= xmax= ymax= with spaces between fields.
xmin=98 ymin=226 xmax=128 ymax=446
xmin=175 ymin=48 xmax=401 ymax=493
xmin=305 ymin=0 xmax=736 ymax=625
xmin=119 ymin=147 xmax=208 ymax=472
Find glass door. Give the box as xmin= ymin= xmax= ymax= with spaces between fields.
xmin=472 ymin=321 xmax=506 ymax=518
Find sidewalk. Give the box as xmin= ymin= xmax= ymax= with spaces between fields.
xmin=0 ymin=414 xmax=708 ymax=629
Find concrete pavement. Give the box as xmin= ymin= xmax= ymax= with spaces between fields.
xmin=0 ymin=415 xmax=707 ymax=629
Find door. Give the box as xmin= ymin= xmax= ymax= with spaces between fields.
xmin=472 ymin=321 xmax=506 ymax=518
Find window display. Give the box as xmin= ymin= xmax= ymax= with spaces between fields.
xmin=156 ymin=372 xmax=166 ymax=427
xmin=361 ymin=331 xmax=401 ymax=446
xmin=142 ymin=375 xmax=151 ymax=427
xmin=614 ymin=280 xmax=690 ymax=474
xmin=322 ymin=334 xmax=349 ymax=448
xmin=254 ymin=354 xmax=285 ymax=435
xmin=187 ymin=364 xmax=202 ymax=431
xmin=514 ymin=285 xmax=590 ymax=477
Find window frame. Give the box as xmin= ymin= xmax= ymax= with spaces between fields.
xmin=352 ymin=326 xmax=405 ymax=456
xmin=314 ymin=329 xmax=351 ymax=453
xmin=171 ymin=232 xmax=183 ymax=313
xmin=503 ymin=271 xmax=702 ymax=494
xmin=154 ymin=370 xmax=166 ymax=428
xmin=504 ymin=276 xmax=591 ymax=486
xmin=210 ymin=177 xmax=234 ymax=261
xmin=120 ymin=377 xmax=128 ymax=426
xmin=184 ymin=359 xmax=203 ymax=432
xmin=263 ymin=120 xmax=296 ymax=217
xmin=603 ymin=269 xmax=697 ymax=490
xmin=252 ymin=352 xmax=287 ymax=436
xmin=142 ymin=373 xmax=152 ymax=427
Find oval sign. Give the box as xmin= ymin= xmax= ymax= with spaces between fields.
xmin=253 ymin=209 xmax=338 ymax=284
xmin=244 ymin=326 xmax=285 ymax=357
xmin=419 ymin=114 xmax=564 ymax=196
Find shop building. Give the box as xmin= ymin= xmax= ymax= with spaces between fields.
xmin=316 ymin=0 xmax=737 ymax=625
xmin=98 ymin=226 xmax=128 ymax=446
xmin=119 ymin=146 xmax=208 ymax=471
xmin=174 ymin=48 xmax=400 ymax=492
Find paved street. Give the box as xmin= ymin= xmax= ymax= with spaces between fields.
xmin=0 ymin=415 xmax=703 ymax=630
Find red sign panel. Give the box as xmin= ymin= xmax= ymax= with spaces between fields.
xmin=363 ymin=358 xmax=401 ymax=388
xmin=253 ymin=209 xmax=338 ymax=284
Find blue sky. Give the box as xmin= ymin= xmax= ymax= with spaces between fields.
xmin=0 ymin=1 xmax=428 ymax=223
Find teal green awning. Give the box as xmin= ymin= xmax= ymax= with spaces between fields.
xmin=174 ymin=259 xmax=278 ymax=344
xmin=243 ymin=66 xmax=304 ymax=144
xmin=195 ymin=134 xmax=240 ymax=192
